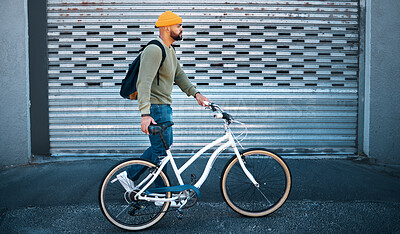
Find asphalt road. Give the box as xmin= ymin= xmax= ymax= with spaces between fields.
xmin=1 ymin=158 xmax=399 ymax=233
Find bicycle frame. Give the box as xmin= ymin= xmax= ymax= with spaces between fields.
xmin=135 ymin=123 xmax=258 ymax=202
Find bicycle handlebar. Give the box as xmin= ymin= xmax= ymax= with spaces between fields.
xmin=204 ymin=101 xmax=248 ymax=145
xmin=204 ymin=101 xmax=233 ymax=123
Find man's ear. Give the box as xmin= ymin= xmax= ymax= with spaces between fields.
xmin=158 ymin=26 xmax=169 ymax=34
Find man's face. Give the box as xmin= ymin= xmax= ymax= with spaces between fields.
xmin=169 ymin=24 xmax=183 ymax=41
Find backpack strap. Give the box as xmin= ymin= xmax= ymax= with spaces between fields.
xmin=140 ymin=40 xmax=166 ymax=85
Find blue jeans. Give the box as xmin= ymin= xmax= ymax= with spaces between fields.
xmin=127 ymin=104 xmax=173 ymax=185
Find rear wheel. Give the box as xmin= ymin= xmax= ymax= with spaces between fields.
xmin=221 ymin=149 xmax=291 ymax=217
xmin=99 ymin=159 xmax=171 ymax=231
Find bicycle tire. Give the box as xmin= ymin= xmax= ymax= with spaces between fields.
xmin=220 ymin=149 xmax=291 ymax=217
xmin=99 ymin=158 xmax=171 ymax=231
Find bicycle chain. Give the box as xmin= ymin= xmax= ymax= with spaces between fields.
xmin=125 ymin=189 xmax=198 ymax=217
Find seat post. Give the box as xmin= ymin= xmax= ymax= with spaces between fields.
xmin=159 ymin=133 xmax=169 ymax=150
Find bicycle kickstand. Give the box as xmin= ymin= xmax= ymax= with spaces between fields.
xmin=176 ymin=208 xmax=183 ymax=219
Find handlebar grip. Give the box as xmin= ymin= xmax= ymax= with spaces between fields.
xmin=204 ymin=101 xmax=218 ymax=111
xmin=214 ymin=112 xmax=233 ymax=121
xmin=222 ymin=112 xmax=233 ymax=120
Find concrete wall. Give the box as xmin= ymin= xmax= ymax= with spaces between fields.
xmin=0 ymin=0 xmax=31 ymax=167
xmin=364 ymin=0 xmax=400 ymax=164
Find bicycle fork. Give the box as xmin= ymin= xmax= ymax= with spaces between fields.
xmin=229 ymin=133 xmax=260 ymax=188
xmin=230 ymin=138 xmax=274 ymax=205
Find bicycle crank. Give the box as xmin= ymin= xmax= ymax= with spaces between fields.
xmin=183 ymin=189 xmax=198 ymax=208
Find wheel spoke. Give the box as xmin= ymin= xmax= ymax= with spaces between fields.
xmin=257 ymin=187 xmax=273 ymax=206
xmin=115 ymin=204 xmax=131 ymax=218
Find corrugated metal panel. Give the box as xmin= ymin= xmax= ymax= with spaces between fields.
xmin=47 ymin=0 xmax=360 ymax=156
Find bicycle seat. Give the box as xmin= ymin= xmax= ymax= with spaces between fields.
xmin=148 ymin=121 xmax=174 ymax=135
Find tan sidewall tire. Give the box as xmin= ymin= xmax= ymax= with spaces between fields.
xmin=221 ymin=150 xmax=291 ymax=217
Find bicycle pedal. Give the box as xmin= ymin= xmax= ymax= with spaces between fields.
xmin=176 ymin=208 xmax=183 ymax=219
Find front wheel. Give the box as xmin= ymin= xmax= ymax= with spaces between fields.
xmin=221 ymin=149 xmax=291 ymax=217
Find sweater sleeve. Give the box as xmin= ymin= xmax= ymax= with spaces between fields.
xmin=174 ymin=62 xmax=198 ymax=97
xmin=136 ymin=45 xmax=162 ymax=114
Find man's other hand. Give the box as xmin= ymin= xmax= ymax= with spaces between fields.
xmin=141 ymin=116 xmax=157 ymax=135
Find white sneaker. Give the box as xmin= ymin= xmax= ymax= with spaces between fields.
xmin=155 ymin=200 xmax=181 ymax=208
xmin=112 ymin=171 xmax=135 ymax=192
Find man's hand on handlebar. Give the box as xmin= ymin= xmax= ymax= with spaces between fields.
xmin=195 ymin=93 xmax=210 ymax=107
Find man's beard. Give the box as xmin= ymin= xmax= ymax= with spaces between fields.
xmin=170 ymin=31 xmax=182 ymax=41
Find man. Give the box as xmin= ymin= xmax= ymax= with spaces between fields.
xmin=117 ymin=11 xmax=209 ymax=190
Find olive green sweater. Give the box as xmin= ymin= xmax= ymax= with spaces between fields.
xmin=136 ymin=38 xmax=198 ymax=114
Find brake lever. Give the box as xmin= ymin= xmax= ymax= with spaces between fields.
xmin=203 ymin=101 xmax=218 ymax=112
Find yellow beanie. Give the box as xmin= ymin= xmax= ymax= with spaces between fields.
xmin=155 ymin=11 xmax=182 ymax=27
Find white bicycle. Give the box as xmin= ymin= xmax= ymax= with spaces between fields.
xmin=99 ymin=102 xmax=292 ymax=231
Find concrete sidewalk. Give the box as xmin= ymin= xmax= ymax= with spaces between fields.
xmin=1 ymin=157 xmax=399 ymax=233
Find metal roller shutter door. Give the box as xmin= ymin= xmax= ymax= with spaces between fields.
xmin=47 ymin=0 xmax=360 ymax=157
